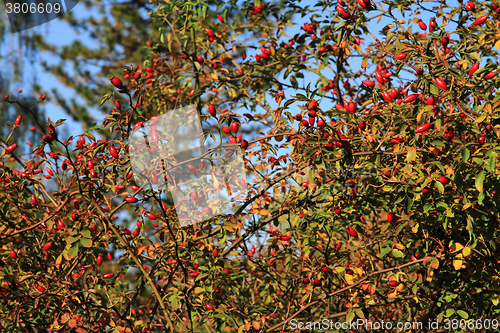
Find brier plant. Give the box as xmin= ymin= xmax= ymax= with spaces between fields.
xmin=1 ymin=0 xmax=500 ymax=332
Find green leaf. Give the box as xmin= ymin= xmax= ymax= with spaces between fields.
xmin=473 ymin=157 xmax=484 ymax=165
xmin=429 ymin=84 xmax=438 ymax=95
xmin=392 ymin=249 xmax=404 ymax=258
xmin=435 ymin=181 xmax=445 ymax=194
xmin=486 ymin=156 xmax=496 ymax=172
xmin=69 ymin=236 xmax=79 ymax=244
xmin=435 ymin=162 xmax=445 ymax=175
xmin=387 ymin=31 xmax=395 ymax=44
xmin=475 ymin=171 xmax=485 ymax=192
xmin=463 ymin=148 xmax=470 ymax=163
xmin=80 ymin=238 xmax=93 ymax=248
xmin=81 ymin=230 xmax=91 ymax=238
xmin=430 ymin=258 xmax=439 ymax=269
xmin=55 ymin=119 xmax=66 ymax=127
xmin=475 ymin=113 xmax=487 ymax=123
xmin=431 ymin=140 xmax=445 ymax=147
xmin=469 ymin=52 xmax=481 ymax=63
xmin=456 ymin=310 xmax=469 ymax=319
xmin=222 ymin=8 xmax=228 ymax=23
xmin=378 ymin=246 xmax=391 ymax=258
xmin=290 ymin=75 xmax=298 ymax=89
xmin=295 ymin=93 xmax=308 ymax=101
xmin=88 ymin=123 xmax=105 ymax=132
xmin=444 ymin=309 xmax=455 ymax=317
xmin=307 ymin=168 xmax=314 ymax=185
xmin=63 ymin=243 xmax=79 ymax=260
xmin=216 ymin=2 xmax=224 ymax=12
xmin=346 ymin=309 xmax=355 ymax=322
xmin=475 ymin=67 xmax=488 ymax=76
xmin=354 ymin=308 xmax=364 ymax=318
xmin=466 ymin=215 xmax=474 ymax=241
xmin=99 ymin=93 xmax=111 ymax=107
xmin=406 ymin=147 xmax=416 ymax=162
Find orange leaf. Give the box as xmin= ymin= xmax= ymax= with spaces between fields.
xmin=68 ymin=319 xmax=77 ymax=328
xmin=453 ymin=260 xmax=463 ymax=270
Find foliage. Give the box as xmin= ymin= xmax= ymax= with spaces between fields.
xmin=1 ymin=0 xmax=500 ymax=332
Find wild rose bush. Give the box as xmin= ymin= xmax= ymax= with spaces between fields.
xmin=1 ymin=0 xmax=500 ymax=332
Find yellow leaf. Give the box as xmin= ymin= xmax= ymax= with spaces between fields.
xmin=361 ymin=58 xmax=369 ymax=69
xmin=259 ymin=209 xmax=269 ymax=216
xmin=230 ymin=88 xmax=237 ymax=98
xmin=450 ymin=243 xmax=464 ymax=253
xmin=55 ymin=254 xmax=63 ymax=269
xmin=430 ymin=258 xmax=439 ymax=269
xmin=462 ymin=246 xmax=471 ymax=257
xmin=493 ymin=297 xmax=499 ymax=306
xmin=345 ymin=274 xmax=354 ymax=285
xmin=453 ymin=260 xmax=463 ymax=270
xmin=485 ymin=103 xmax=492 ymax=113
xmin=406 ymin=147 xmax=417 ymax=163
xmin=495 ymin=40 xmax=500 ymax=50
xmin=416 ymin=109 xmax=424 ymax=124
xmin=147 ymin=244 xmax=159 ymax=257
xmin=134 ymin=245 xmax=147 ymax=256
xmin=395 ymin=243 xmax=405 ymax=250
xmin=462 ymin=203 xmax=472 ymax=210
xmin=213 ymin=177 xmax=219 ymax=189
xmin=403 ymin=164 xmax=413 ymax=176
